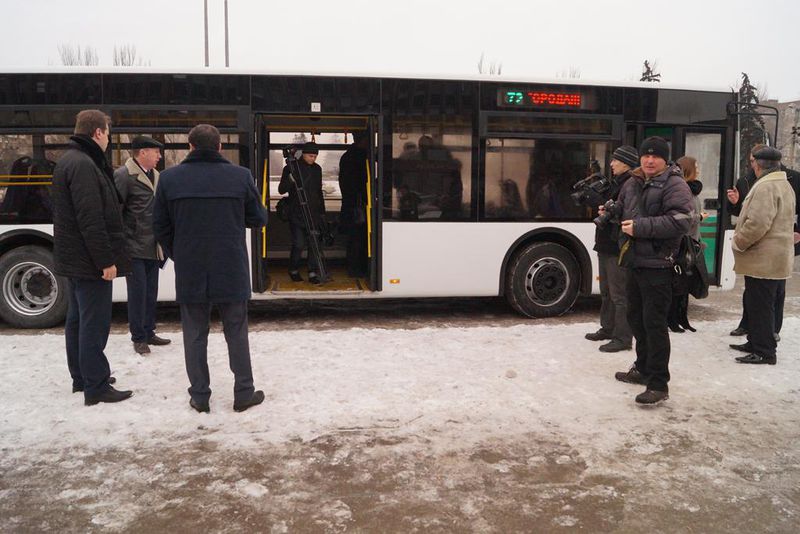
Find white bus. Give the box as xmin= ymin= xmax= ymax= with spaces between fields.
xmin=0 ymin=68 xmax=739 ymax=328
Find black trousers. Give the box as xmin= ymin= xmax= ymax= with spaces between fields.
xmin=737 ymin=279 xmax=785 ymax=334
xmin=179 ymin=301 xmax=255 ymax=404
xmin=288 ymin=222 xmax=321 ymax=274
xmin=743 ymin=276 xmax=781 ymax=359
xmin=345 ymin=222 xmax=368 ymax=277
xmin=65 ymin=278 xmax=114 ymax=398
xmin=626 ymin=268 xmax=673 ymax=392
xmin=125 ymin=258 xmax=160 ymax=342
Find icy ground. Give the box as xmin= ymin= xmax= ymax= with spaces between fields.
xmin=1 ymin=319 xmax=799 ymax=532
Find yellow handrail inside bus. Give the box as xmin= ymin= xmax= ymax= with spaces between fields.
xmin=261 ymin=159 xmax=268 ymax=258
xmin=365 ymin=160 xmax=372 ymax=258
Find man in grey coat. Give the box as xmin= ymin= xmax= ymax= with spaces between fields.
xmin=153 ymin=124 xmax=268 ymax=413
xmin=114 ymin=135 xmax=171 ymax=355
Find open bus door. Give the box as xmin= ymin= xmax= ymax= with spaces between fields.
xmin=252 ymin=114 xmax=380 ymax=295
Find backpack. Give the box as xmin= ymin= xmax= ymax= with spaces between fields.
xmin=672 ymin=234 xmax=709 ymax=299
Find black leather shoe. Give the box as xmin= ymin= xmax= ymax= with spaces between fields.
xmin=729 ymin=327 xmax=748 ymax=336
xmin=635 ymin=389 xmax=669 ymax=405
xmin=730 ymin=342 xmax=752 ymax=353
xmin=289 ymin=271 xmax=303 ymax=282
xmin=148 ymin=335 xmax=171 ymax=346
xmin=73 ymin=376 xmax=115 ymax=393
xmin=233 ymin=390 xmax=265 ymax=412
xmin=599 ymin=340 xmax=632 ymax=353
xmin=585 ymin=330 xmax=612 ymax=341
xmin=85 ymin=386 xmax=133 ymax=406
xmin=615 ymin=366 xmax=648 ymax=385
xmin=735 ymin=353 xmax=776 ymax=365
xmin=133 ymin=342 xmax=150 ymax=354
xmin=190 ymin=399 xmax=210 ymax=413
xmin=308 ymin=274 xmax=322 ymax=285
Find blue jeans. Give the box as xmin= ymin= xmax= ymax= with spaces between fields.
xmin=126 ymin=258 xmax=160 ymax=342
xmin=65 ymin=278 xmax=114 ymax=398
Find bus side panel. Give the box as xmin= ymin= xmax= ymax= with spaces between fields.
xmin=719 ymin=229 xmax=736 ymax=291
xmin=380 ymin=222 xmax=597 ymax=298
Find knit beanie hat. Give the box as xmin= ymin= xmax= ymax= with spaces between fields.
xmin=639 ymin=137 xmax=670 ymax=162
xmin=611 ymin=145 xmax=639 ymax=168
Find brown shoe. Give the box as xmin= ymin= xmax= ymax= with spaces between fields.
xmin=148 ymin=335 xmax=171 ymax=346
xmin=635 ymin=389 xmax=669 ymax=405
xmin=614 ymin=365 xmax=647 ymax=385
xmin=133 ymin=342 xmax=150 ymax=354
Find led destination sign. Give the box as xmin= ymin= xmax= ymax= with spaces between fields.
xmin=498 ymin=88 xmax=592 ymax=110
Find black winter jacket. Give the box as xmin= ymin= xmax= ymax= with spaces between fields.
xmin=153 ymin=149 xmax=267 ymax=303
xmin=593 ymin=171 xmax=632 ymax=255
xmin=114 ymin=158 xmax=160 ymax=260
xmin=51 ymin=135 xmax=131 ymax=279
xmin=338 ymin=146 xmax=368 ymax=226
xmin=278 ymin=160 xmax=325 ymax=228
xmin=617 ymin=165 xmax=693 ymax=269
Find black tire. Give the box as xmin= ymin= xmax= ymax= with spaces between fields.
xmin=505 ymin=242 xmax=580 ymax=318
xmin=0 ymin=245 xmax=68 ymax=328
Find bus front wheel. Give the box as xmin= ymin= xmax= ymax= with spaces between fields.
xmin=0 ymin=246 xmax=68 ymax=329
xmin=505 ymin=242 xmax=580 ymax=318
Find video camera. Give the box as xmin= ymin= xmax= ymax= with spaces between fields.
xmin=282 ymin=146 xmax=300 ymax=160
xmin=570 ymin=173 xmax=616 ymax=208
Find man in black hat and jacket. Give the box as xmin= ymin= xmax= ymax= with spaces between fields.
xmin=279 ymin=142 xmax=326 ymax=284
xmin=585 ymin=145 xmax=637 ymax=353
xmin=51 ymin=109 xmax=133 ymax=405
xmin=611 ymin=136 xmax=693 ymax=405
xmin=154 ymin=124 xmax=268 ymax=413
xmin=114 ymin=135 xmax=171 ymax=355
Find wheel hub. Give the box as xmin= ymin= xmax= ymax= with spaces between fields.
xmin=2 ymin=262 xmax=58 ymax=316
xmin=524 ymin=257 xmax=569 ymax=306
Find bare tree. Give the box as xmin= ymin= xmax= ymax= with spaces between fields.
xmin=477 ymin=52 xmax=503 ymax=76
xmin=640 ymin=59 xmax=661 ymax=82
xmin=113 ymin=44 xmax=150 ymax=66
xmin=57 ymin=44 xmax=99 ymax=66
xmin=556 ymin=66 xmax=581 ymax=79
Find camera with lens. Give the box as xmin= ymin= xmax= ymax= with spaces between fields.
xmin=593 ymin=199 xmax=622 ymax=228
xmin=282 ymin=145 xmax=299 ymax=159
xmin=570 ymin=173 xmax=615 ymax=208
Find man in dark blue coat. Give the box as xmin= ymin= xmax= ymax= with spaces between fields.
xmin=52 ymin=109 xmax=133 ymax=405
xmin=153 ymin=124 xmax=268 ymax=413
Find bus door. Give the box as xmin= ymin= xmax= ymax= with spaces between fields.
xmin=635 ymin=125 xmax=729 ymax=284
xmin=253 ymin=114 xmax=380 ymax=294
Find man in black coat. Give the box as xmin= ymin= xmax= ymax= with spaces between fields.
xmin=114 ymin=135 xmax=171 ymax=355
xmin=338 ymin=131 xmax=369 ymax=277
xmin=51 ymin=109 xmax=133 ymax=405
xmin=153 ymin=124 xmax=268 ymax=413
xmin=611 ymin=137 xmax=693 ymax=405
xmin=278 ymin=142 xmax=326 ymax=283
xmin=584 ymin=145 xmax=637 ymax=353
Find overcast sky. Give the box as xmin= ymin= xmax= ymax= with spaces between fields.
xmin=1 ymin=0 xmax=798 ymax=101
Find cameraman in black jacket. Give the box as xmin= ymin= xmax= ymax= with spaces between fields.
xmin=584 ymin=146 xmax=638 ymax=352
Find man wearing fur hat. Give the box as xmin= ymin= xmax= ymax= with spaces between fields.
xmin=585 ymin=145 xmax=638 ymax=353
xmin=730 ymin=146 xmax=795 ymax=365
xmin=610 ymin=137 xmax=693 ymax=405
xmin=114 ymin=135 xmax=171 ymax=355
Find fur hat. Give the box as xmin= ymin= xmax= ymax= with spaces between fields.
xmin=639 ymin=137 xmax=670 ymax=162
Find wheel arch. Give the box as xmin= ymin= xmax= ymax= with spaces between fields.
xmin=498 ymin=227 xmax=593 ymax=297
xmin=0 ymin=229 xmax=54 ymax=256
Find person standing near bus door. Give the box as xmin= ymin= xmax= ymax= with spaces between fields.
xmin=279 ymin=142 xmax=326 ymax=284
xmin=114 ymin=135 xmax=171 ymax=355
xmin=338 ymin=131 xmax=369 ymax=278
xmin=51 ymin=109 xmax=133 ymax=405
xmin=585 ymin=145 xmax=637 ymax=353
xmin=611 ymin=136 xmax=693 ymax=405
xmin=730 ymin=146 xmax=795 ymax=365
xmin=153 ymin=124 xmax=268 ymax=413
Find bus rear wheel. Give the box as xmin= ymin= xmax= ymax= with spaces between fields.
xmin=0 ymin=246 xmax=67 ymax=328
xmin=505 ymin=242 xmax=580 ymax=318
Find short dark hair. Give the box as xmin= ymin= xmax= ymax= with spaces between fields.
xmin=188 ymin=124 xmax=221 ymax=150
xmin=74 ymin=109 xmax=111 ymax=136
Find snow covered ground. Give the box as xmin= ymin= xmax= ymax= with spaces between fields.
xmin=2 ymin=319 xmax=799 ymax=531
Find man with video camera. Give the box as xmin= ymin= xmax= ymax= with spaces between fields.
xmin=610 ymin=137 xmax=693 ymax=405
xmin=584 ymin=146 xmax=638 ymax=353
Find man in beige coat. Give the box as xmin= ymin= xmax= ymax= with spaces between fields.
xmin=731 ymin=145 xmax=795 ymax=365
